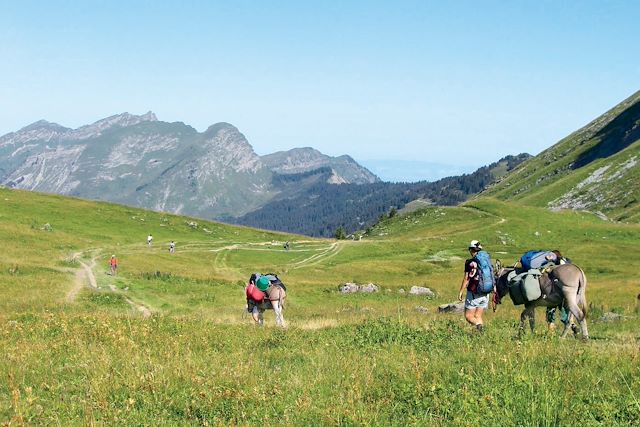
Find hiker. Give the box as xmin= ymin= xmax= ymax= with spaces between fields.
xmin=147 ymin=234 xmax=153 ymax=246
xmin=169 ymin=240 xmax=175 ymax=254
xmin=109 ymin=255 xmax=118 ymax=275
xmin=458 ymin=240 xmax=494 ymax=331
xmin=284 ymin=241 xmax=290 ymax=251
xmin=246 ymin=273 xmax=269 ymax=324
xmin=544 ymin=250 xmax=572 ymax=330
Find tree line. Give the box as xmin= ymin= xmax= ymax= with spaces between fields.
xmin=231 ymin=154 xmax=530 ymax=237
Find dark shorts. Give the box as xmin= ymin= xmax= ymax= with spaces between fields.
xmin=247 ymin=299 xmax=271 ymax=312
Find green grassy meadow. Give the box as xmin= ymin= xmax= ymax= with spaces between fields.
xmin=1 ymin=187 xmax=639 ymax=425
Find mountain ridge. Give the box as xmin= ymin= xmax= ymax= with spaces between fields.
xmin=483 ymin=90 xmax=640 ymax=222
xmin=0 ymin=112 xmax=379 ymax=222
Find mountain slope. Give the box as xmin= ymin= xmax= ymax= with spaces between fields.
xmin=261 ymin=147 xmax=379 ymax=184
xmin=0 ymin=113 xmax=377 ymax=220
xmin=484 ymin=90 xmax=640 ymax=222
xmin=234 ymin=154 xmax=530 ymax=236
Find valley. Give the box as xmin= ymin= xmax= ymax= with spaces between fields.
xmin=1 ymin=187 xmax=638 ymax=425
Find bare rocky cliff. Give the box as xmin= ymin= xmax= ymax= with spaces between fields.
xmin=0 ymin=113 xmax=379 ymax=220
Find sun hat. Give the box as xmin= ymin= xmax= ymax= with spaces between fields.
xmin=468 ymin=240 xmax=482 ymax=250
xmin=256 ymin=276 xmax=270 ymax=291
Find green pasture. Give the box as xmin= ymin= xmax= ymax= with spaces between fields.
xmin=1 ymin=187 xmax=639 ymax=425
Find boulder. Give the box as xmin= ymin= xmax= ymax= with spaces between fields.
xmin=338 ymin=283 xmax=359 ymax=293
xmin=415 ymin=306 xmax=429 ymax=314
xmin=360 ymin=283 xmax=379 ymax=293
xmin=438 ymin=302 xmax=465 ymax=314
xmin=600 ymin=312 xmax=624 ymax=322
xmin=409 ymin=286 xmax=435 ymax=298
xmin=338 ymin=283 xmax=379 ymax=294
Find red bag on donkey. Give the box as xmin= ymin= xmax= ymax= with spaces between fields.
xmin=246 ymin=283 xmax=265 ymax=302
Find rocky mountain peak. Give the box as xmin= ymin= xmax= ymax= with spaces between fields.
xmin=203 ymin=122 xmax=239 ymax=136
xmin=90 ymin=111 xmax=157 ymax=129
xmin=199 ymin=122 xmax=261 ymax=173
xmin=19 ymin=120 xmax=70 ymax=133
xmin=261 ymin=147 xmax=380 ymax=184
xmin=68 ymin=111 xmax=158 ymax=140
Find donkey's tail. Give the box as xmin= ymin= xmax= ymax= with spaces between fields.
xmin=578 ymin=267 xmax=588 ymax=318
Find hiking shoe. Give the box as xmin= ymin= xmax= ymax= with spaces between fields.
xmin=475 ymin=324 xmax=484 ymax=333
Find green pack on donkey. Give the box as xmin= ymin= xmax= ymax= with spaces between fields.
xmin=504 ymin=250 xmax=569 ymax=305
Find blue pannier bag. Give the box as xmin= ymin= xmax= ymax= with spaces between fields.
xmin=474 ymin=250 xmax=494 ymax=294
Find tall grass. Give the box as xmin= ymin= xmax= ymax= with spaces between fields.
xmin=1 ymin=188 xmax=639 ymax=425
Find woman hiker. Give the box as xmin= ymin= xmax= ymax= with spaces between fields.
xmin=458 ymin=240 xmax=492 ymax=331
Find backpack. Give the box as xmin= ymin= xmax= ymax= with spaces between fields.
xmin=249 ymin=273 xmax=288 ymax=293
xmin=246 ymin=283 xmax=266 ymax=302
xmin=473 ymin=250 xmax=494 ymax=294
xmin=520 ymin=250 xmax=555 ymax=271
xmin=507 ymin=269 xmax=542 ymax=305
xmin=263 ymin=273 xmax=287 ymax=292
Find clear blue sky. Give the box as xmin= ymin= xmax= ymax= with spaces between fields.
xmin=1 ymin=1 xmax=638 ymax=180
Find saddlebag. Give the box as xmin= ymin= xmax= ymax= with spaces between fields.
xmin=508 ymin=269 xmax=542 ymax=305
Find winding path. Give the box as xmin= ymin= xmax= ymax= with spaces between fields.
xmin=65 ymin=252 xmax=152 ymax=318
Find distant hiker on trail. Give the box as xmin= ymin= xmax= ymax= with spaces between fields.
xmin=169 ymin=240 xmax=175 ymax=254
xmin=284 ymin=241 xmax=290 ymax=251
xmin=458 ymin=240 xmax=495 ymax=332
xmin=109 ymin=255 xmax=118 ymax=275
xmin=147 ymin=234 xmax=153 ymax=246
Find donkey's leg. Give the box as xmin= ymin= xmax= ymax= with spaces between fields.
xmin=519 ymin=307 xmax=529 ymax=338
xmin=528 ymin=307 xmax=536 ymax=333
xmin=272 ymin=300 xmax=285 ymax=327
xmin=563 ymin=297 xmax=588 ymax=339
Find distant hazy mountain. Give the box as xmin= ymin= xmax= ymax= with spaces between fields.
xmin=262 ymin=147 xmax=379 ymax=184
xmin=361 ymin=159 xmax=479 ymax=183
xmin=484 ymin=90 xmax=640 ymax=222
xmin=0 ymin=113 xmax=378 ymax=220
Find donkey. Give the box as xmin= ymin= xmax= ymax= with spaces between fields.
xmin=246 ymin=273 xmax=287 ymax=327
xmin=494 ymin=260 xmax=589 ymax=339
xmin=253 ymin=284 xmax=286 ymax=327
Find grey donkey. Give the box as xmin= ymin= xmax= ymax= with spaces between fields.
xmin=494 ymin=260 xmax=589 ymax=339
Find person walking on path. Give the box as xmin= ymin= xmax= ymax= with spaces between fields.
xmin=458 ymin=240 xmax=492 ymax=332
xmin=109 ymin=255 xmax=118 ymax=276
xmin=147 ymin=234 xmax=153 ymax=246
xmin=169 ymin=240 xmax=175 ymax=254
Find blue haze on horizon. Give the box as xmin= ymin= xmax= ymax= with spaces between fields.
xmin=1 ymin=1 xmax=638 ymax=182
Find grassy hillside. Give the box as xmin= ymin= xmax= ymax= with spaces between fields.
xmin=484 ymin=90 xmax=640 ymax=222
xmin=1 ymin=188 xmax=639 ymax=425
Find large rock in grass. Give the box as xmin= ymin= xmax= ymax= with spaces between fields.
xmin=338 ymin=283 xmax=379 ymax=294
xmin=600 ymin=312 xmax=624 ymax=322
xmin=360 ymin=283 xmax=379 ymax=293
xmin=438 ymin=302 xmax=465 ymax=313
xmin=408 ymin=286 xmax=435 ymax=298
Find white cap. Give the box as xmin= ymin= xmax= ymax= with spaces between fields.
xmin=468 ymin=240 xmax=482 ymax=249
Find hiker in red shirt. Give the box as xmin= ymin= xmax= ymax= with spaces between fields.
xmin=109 ymin=255 xmax=118 ymax=275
